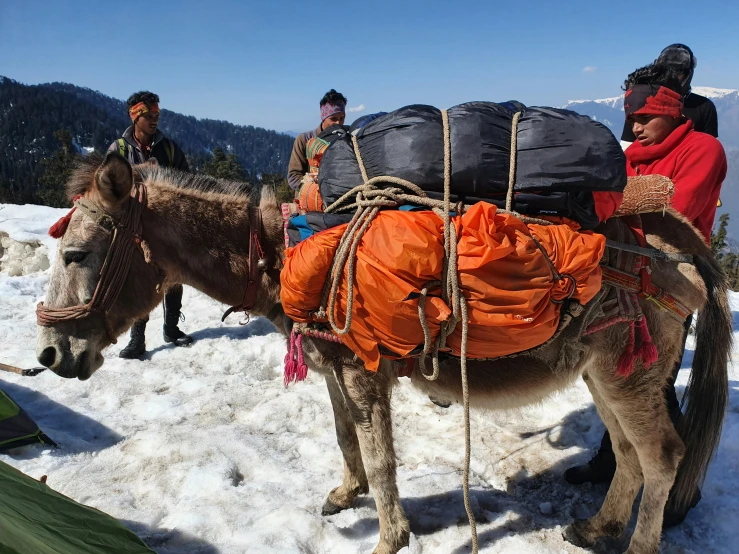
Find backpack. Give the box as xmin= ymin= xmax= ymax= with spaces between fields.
xmin=118 ymin=137 xmax=174 ymax=167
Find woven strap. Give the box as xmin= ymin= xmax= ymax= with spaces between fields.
xmin=601 ymin=265 xmax=692 ymax=321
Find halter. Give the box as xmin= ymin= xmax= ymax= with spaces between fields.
xmin=221 ymin=205 xmax=268 ymax=324
xmin=36 ymin=182 xmax=148 ymax=344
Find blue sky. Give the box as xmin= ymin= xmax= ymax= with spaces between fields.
xmin=1 ymin=0 xmax=737 ymax=133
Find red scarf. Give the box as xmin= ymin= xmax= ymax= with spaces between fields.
xmin=624 ymin=85 xmax=683 ymax=119
xmin=625 ymin=120 xmax=693 ymax=164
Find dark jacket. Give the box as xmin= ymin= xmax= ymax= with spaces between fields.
xmin=108 ymin=126 xmax=190 ymax=171
xmin=287 ymin=127 xmax=320 ymax=190
xmin=621 ymin=92 xmax=718 ymax=142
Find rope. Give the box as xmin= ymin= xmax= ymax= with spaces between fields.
xmin=506 ymin=111 xmax=521 ymax=212
xmin=317 ymin=108 xmax=481 ymax=552
xmin=460 ymin=297 xmax=478 ymax=553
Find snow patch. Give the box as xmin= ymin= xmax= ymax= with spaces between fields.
xmin=0 ymin=232 xmax=49 ymax=276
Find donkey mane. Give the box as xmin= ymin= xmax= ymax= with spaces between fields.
xmin=66 ymin=153 xmax=263 ymax=204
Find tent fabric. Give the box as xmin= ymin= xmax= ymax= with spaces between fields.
xmin=281 ymin=203 xmax=605 ymax=370
xmin=0 ymin=460 xmax=154 ymax=554
xmin=0 ymin=387 xmax=56 ymax=452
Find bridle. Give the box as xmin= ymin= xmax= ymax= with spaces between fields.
xmin=36 ymin=182 xmax=148 ymax=344
xmin=221 ymin=205 xmax=268 ymax=324
xmin=37 ymin=179 xmax=270 ymax=340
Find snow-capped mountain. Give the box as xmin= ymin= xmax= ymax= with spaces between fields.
xmin=562 ymin=86 xmax=739 ymax=147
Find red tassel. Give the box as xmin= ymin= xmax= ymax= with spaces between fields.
xmin=634 ymin=317 xmax=659 ymax=369
xmin=48 ymin=197 xmax=82 ymax=239
xmin=616 ymin=317 xmax=659 ymax=378
xmin=616 ymin=322 xmax=637 ymax=377
xmin=48 ymin=207 xmax=76 ymax=238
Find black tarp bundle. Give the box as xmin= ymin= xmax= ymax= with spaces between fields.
xmin=318 ymin=102 xmax=626 ymax=229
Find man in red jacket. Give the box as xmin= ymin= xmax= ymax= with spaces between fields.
xmin=565 ymin=63 xmax=727 ymax=527
xmin=623 ymin=70 xmax=726 ymax=241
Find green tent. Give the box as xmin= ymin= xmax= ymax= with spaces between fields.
xmin=0 ymin=387 xmax=56 ymax=452
xmin=0 ymin=460 xmax=155 ymax=554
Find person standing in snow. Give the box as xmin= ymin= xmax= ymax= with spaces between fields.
xmin=108 ymin=91 xmax=194 ymax=359
xmin=621 ymin=44 xmax=718 ymax=143
xmin=565 ymin=63 xmax=727 ymax=527
xmin=287 ymin=89 xmax=347 ymax=191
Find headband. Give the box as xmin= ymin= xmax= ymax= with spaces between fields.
xmin=129 ymin=102 xmax=160 ymax=122
xmin=624 ymin=85 xmax=683 ymax=119
xmin=320 ymin=101 xmax=346 ymax=122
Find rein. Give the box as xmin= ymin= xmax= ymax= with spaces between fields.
xmin=221 ymin=206 xmax=268 ymax=324
xmin=36 ymin=182 xmax=148 ymax=343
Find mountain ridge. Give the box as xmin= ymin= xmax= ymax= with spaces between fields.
xmin=0 ymin=76 xmax=294 ymax=204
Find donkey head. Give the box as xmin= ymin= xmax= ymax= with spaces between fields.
xmin=36 ymin=153 xmax=163 ymax=379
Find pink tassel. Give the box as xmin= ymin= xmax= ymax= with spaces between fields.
xmin=284 ymin=329 xmax=308 ymax=387
xmin=295 ymin=334 xmax=308 ymax=382
xmin=616 ymin=322 xmax=637 ymax=377
xmin=283 ymin=330 xmax=297 ymax=387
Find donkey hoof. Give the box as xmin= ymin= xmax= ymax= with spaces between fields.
xmin=563 ymin=520 xmax=595 ymax=548
xmin=322 ymin=497 xmax=347 ymax=516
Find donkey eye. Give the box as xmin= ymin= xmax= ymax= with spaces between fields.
xmin=63 ymin=251 xmax=88 ymax=266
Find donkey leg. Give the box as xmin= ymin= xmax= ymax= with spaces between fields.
xmin=339 ymin=361 xmax=410 ymax=554
xmin=620 ymin=397 xmax=684 ymax=554
xmin=322 ymin=370 xmax=369 ymax=515
xmin=565 ymin=373 xmax=644 ymax=547
xmin=587 ymin=364 xmax=684 ymax=554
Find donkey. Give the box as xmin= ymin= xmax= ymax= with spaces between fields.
xmin=36 ymin=153 xmax=730 ymax=554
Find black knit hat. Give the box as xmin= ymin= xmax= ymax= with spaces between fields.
xmin=656 ymin=44 xmax=696 ymax=96
xmin=656 ymin=44 xmax=696 ymax=73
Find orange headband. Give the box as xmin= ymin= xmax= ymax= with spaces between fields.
xmin=129 ymin=102 xmax=160 ymax=122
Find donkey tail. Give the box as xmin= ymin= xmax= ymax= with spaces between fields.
xmin=671 ymin=253 xmax=732 ymax=511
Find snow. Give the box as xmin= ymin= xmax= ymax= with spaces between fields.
xmin=1 ymin=203 xmax=739 ymax=553
xmin=691 ymin=86 xmax=739 ymax=99
xmin=72 ymin=140 xmax=96 ymax=155
xmin=564 ymin=85 xmax=739 ymax=110
xmin=563 ymin=96 xmax=622 ymax=109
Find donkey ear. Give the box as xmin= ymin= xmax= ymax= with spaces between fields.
xmin=94 ymin=152 xmax=133 ymax=207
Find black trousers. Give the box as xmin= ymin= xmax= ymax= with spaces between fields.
xmin=599 ymin=314 xmax=693 ymax=454
xmin=133 ymin=284 xmax=184 ymax=326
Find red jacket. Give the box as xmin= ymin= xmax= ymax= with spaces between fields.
xmin=625 ymin=121 xmax=727 ymax=243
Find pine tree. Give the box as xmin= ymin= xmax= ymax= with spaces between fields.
xmin=711 ymin=213 xmax=730 ymax=259
xmin=37 ymin=129 xmax=76 ymax=208
xmin=202 ymin=147 xmax=249 ymax=182
xmin=261 ymin=172 xmax=293 ymax=204
xmin=710 ymin=213 xmax=739 ymax=290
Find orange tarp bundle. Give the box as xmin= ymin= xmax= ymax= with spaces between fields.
xmin=281 ymin=202 xmax=605 ymax=370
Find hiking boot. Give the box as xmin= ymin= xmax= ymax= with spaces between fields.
xmin=163 ymin=286 xmax=193 ymax=347
xmin=663 ymin=488 xmax=701 ymax=529
xmin=119 ymin=320 xmax=147 ymax=359
xmin=564 ymin=447 xmax=617 ymax=485
xmin=163 ymin=321 xmax=193 ymax=346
